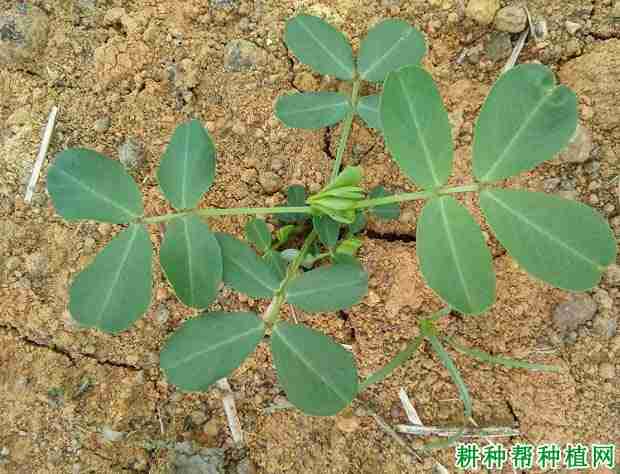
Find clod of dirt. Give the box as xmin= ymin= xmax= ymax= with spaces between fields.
xmin=494 ymin=5 xmax=527 ymax=33
xmin=556 ymin=123 xmax=592 ymax=164
xmin=552 ymin=295 xmax=598 ymax=334
xmin=598 ymin=362 xmax=616 ymax=380
xmin=235 ymin=458 xmax=257 ymax=474
xmin=211 ymin=0 xmax=238 ymax=8
xmin=604 ymin=264 xmax=620 ymax=286
xmin=465 ymin=0 xmax=500 ymax=26
xmin=118 ymin=138 xmax=145 ymax=170
xmin=560 ymin=39 xmax=620 ymax=141
xmin=485 ymin=32 xmax=512 ymax=62
xmin=173 ymin=447 xmax=225 ymax=474
xmin=0 ymin=6 xmax=49 ymax=70
xmin=224 ymin=40 xmax=267 ymax=72
xmin=565 ymin=21 xmax=582 ymax=35
xmin=94 ymin=117 xmax=111 ymax=133
xmin=258 ymin=171 xmax=283 ymax=194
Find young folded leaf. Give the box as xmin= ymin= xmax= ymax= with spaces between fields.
xmin=157 ymin=119 xmax=216 ymax=210
xmin=160 ymin=216 xmax=222 ymax=308
xmin=313 ymin=215 xmax=341 ymax=248
xmin=347 ymin=212 xmax=367 ymax=235
xmin=381 ymin=66 xmax=453 ymax=189
xmin=284 ymin=14 xmax=355 ymax=80
xmin=357 ymin=94 xmax=382 ymax=131
xmin=286 ymin=263 xmax=368 ymax=312
xmin=357 ymin=19 xmax=426 ymax=82
xmin=47 ymin=148 xmax=143 ymax=223
xmin=245 ymin=218 xmax=272 ymax=253
xmin=473 ymin=64 xmax=577 ymax=182
xmin=263 ymin=250 xmax=287 ymax=281
xmin=69 ymin=224 xmax=152 ymax=333
xmin=368 ymin=186 xmax=400 ymax=221
xmin=276 ymin=92 xmax=351 ymax=129
xmin=160 ymin=312 xmax=265 ymax=392
xmin=480 ymin=189 xmax=616 ymax=291
xmin=278 ymin=185 xmax=309 ymax=223
xmin=271 ymin=322 xmax=358 ymax=416
xmin=215 ymin=233 xmax=280 ymax=298
xmin=417 ymin=196 xmax=495 ymax=315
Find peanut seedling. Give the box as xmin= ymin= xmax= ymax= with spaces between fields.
xmin=46 ymin=15 xmax=616 ymax=441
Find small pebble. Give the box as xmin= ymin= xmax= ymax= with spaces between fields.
xmin=94 ymin=117 xmax=110 ymax=133
xmin=335 ymin=413 xmax=360 ymax=433
xmin=557 ymin=124 xmax=592 ymax=164
xmin=553 ymin=295 xmax=597 ymax=334
xmin=118 ymin=138 xmax=145 ymax=170
xmin=605 ymin=264 xmax=620 ymax=286
xmin=565 ymin=21 xmax=582 ymax=35
xmin=494 ymin=6 xmax=527 ymax=33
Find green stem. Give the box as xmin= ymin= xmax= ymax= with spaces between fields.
xmin=330 ymin=80 xmax=361 ymax=183
xmin=264 ymin=230 xmax=318 ymax=325
xmin=354 ymin=183 xmax=481 ymax=210
xmin=141 ymin=206 xmax=313 ymax=224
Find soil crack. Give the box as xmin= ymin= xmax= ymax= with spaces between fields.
xmin=366 ymin=229 xmax=416 ymax=243
xmin=0 ymin=323 xmax=141 ymax=371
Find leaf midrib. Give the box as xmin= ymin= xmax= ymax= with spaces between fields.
xmin=282 ymin=96 xmax=349 ymax=117
xmin=167 ymin=325 xmax=263 ymax=370
xmin=361 ymin=27 xmax=414 ymax=80
xmin=296 ymin=17 xmax=353 ymax=79
xmin=438 ymin=199 xmax=475 ymax=312
xmin=484 ymin=191 xmax=602 ymax=269
xmin=274 ymin=326 xmax=351 ymax=405
xmin=56 ymin=167 xmax=138 ymax=219
xmin=480 ymin=87 xmax=556 ymax=181
xmin=180 ymin=123 xmax=191 ymax=209
xmin=397 ymin=73 xmax=439 ymax=187
xmin=95 ymin=225 xmax=140 ymax=327
xmin=288 ymin=268 xmax=364 ymax=299
xmin=225 ymin=246 xmax=278 ymax=293
xmin=182 ymin=218 xmax=196 ymax=305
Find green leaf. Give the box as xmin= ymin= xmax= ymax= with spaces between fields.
xmin=480 ymin=188 xmax=616 ymax=291
xmin=47 ymin=148 xmax=143 ymax=223
xmin=347 ymin=212 xmax=367 ymax=235
xmin=160 ymin=216 xmax=222 ymax=308
xmin=245 ymin=218 xmax=272 ymax=253
xmin=444 ymin=337 xmax=561 ymax=373
xmin=215 ymin=233 xmax=280 ymax=298
xmin=423 ymin=331 xmax=472 ymax=449
xmin=69 ymin=224 xmax=152 ymax=333
xmin=381 ymin=66 xmax=453 ymax=189
xmin=157 ymin=119 xmax=216 ymax=210
xmin=263 ymin=250 xmax=287 ymax=281
xmin=313 ymin=215 xmax=341 ymax=248
xmin=358 ymin=19 xmax=426 ymax=82
xmin=323 ymin=166 xmax=362 ymax=192
xmin=368 ymin=186 xmax=400 ymax=220
xmin=287 ymin=263 xmax=368 ymax=312
xmin=359 ymin=335 xmax=423 ymax=392
xmin=417 ymin=197 xmax=495 ymax=315
xmin=284 ymin=14 xmax=355 ymax=80
xmin=357 ymin=95 xmax=382 ymax=131
xmin=275 ymin=224 xmax=297 ymax=246
xmin=278 ymin=185 xmax=308 ymax=223
xmin=275 ymin=92 xmax=351 ymax=129
xmin=271 ymin=322 xmax=358 ymax=416
xmin=160 ymin=312 xmax=264 ymax=391
xmin=473 ymin=64 xmax=578 ymax=182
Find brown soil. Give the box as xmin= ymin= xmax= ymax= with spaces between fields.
xmin=1 ymin=1 xmax=619 ymax=473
